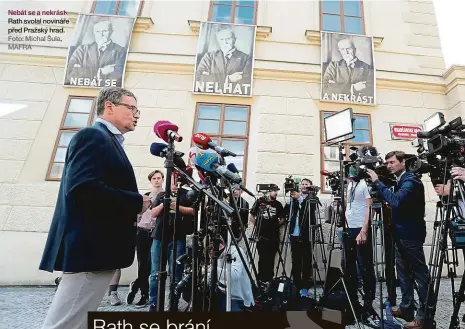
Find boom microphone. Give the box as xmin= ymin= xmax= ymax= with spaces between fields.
xmin=154 ymin=121 xmax=183 ymax=143
xmin=320 ymin=170 xmax=330 ymax=176
xmin=192 ymin=132 xmax=236 ymax=157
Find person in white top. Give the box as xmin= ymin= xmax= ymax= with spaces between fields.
xmin=208 ymin=229 xmax=255 ymax=312
xmin=343 ymin=167 xmax=376 ymax=315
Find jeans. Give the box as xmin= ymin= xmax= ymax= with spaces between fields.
xmin=149 ymin=239 xmax=185 ymax=306
xmin=395 ymin=239 xmax=431 ymax=324
xmin=344 ymin=227 xmax=376 ymax=303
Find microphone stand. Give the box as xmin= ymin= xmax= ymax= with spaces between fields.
xmin=156 ymin=138 xmax=176 ymax=312
xmin=169 ymin=181 xmax=182 ymax=312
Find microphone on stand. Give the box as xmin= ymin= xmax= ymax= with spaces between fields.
xmin=150 ymin=142 xmax=186 ymax=169
xmin=192 ymin=132 xmax=236 ymax=157
xmin=154 ymin=121 xmax=183 ymax=143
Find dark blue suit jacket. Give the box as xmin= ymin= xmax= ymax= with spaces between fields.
xmin=39 ymin=122 xmax=142 ymax=273
xmin=374 ymin=172 xmax=426 ymax=242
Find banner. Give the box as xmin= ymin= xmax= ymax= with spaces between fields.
xmin=193 ymin=22 xmax=256 ymax=97
xmin=320 ymin=32 xmax=376 ymax=106
xmin=390 ymin=124 xmax=424 ymax=140
xmin=63 ymin=14 xmax=135 ymax=88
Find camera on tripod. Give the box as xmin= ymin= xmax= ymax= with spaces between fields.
xmin=407 ymin=113 xmax=465 ymax=185
xmin=345 ymin=146 xmax=396 ymax=192
xmin=321 ymin=170 xmax=341 ymax=194
xmin=284 ymin=176 xmax=301 ymax=193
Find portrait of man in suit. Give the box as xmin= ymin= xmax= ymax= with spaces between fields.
xmin=64 ymin=15 xmax=135 ymax=88
xmin=321 ymin=33 xmax=376 ymax=106
xmin=193 ymin=23 xmax=256 ymax=97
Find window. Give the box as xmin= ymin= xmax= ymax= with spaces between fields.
xmin=320 ymin=0 xmax=364 ymax=35
xmin=193 ymin=103 xmax=250 ymax=180
xmin=47 ymin=97 xmax=97 ymax=181
xmin=320 ymin=111 xmax=372 ymax=193
xmin=92 ymin=0 xmax=142 ymax=17
xmin=209 ymin=0 xmax=257 ymax=25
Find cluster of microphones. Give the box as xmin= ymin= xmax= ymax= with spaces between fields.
xmin=150 ymin=120 xmax=254 ymax=197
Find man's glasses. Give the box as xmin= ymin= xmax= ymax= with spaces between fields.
xmin=113 ymin=102 xmax=140 ymax=116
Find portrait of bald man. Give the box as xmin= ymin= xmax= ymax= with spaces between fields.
xmin=193 ymin=23 xmax=255 ymax=97
xmin=64 ymin=15 xmax=135 ymax=88
xmin=321 ymin=34 xmax=375 ymax=105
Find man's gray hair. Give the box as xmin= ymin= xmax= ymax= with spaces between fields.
xmin=96 ymin=87 xmax=137 ymax=116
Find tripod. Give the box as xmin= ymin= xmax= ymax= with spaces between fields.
xmin=423 ymin=178 xmax=465 ymax=329
xmin=319 ymin=142 xmax=362 ymax=329
xmin=300 ymin=192 xmax=327 ymax=298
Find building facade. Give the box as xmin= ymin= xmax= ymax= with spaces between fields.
xmin=1 ymin=0 xmax=465 ymax=285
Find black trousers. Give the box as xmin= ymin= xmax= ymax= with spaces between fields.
xmin=257 ymin=238 xmax=278 ymax=282
xmin=344 ymin=227 xmax=376 ymax=303
xmin=384 ymin=224 xmax=397 ymax=305
xmin=290 ymin=236 xmax=312 ymax=290
xmin=133 ymin=228 xmax=153 ymax=296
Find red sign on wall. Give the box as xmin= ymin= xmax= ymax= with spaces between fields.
xmin=390 ymin=124 xmax=424 ymax=140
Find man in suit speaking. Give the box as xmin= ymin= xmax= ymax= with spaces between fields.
xmin=65 ymin=20 xmax=128 ymax=88
xmin=39 ymin=87 xmax=151 ymax=329
xmin=194 ymin=26 xmax=252 ymax=96
xmin=322 ymin=38 xmax=374 ymax=105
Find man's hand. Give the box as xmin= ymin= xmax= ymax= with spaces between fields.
xmin=140 ymin=195 xmax=151 ymax=214
xmin=451 ymin=167 xmax=465 ymax=182
xmin=356 ymin=229 xmax=367 ymax=245
xmin=290 ymin=191 xmax=301 ymax=199
xmin=365 ymin=169 xmax=379 ymax=182
xmin=228 ymin=72 xmax=243 ymax=83
xmin=434 ymin=183 xmax=450 ymax=196
xmin=100 ymin=64 xmax=116 ymax=75
xmin=353 ymin=81 xmax=367 ymax=92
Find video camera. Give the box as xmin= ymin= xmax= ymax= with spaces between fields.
xmin=320 ymin=170 xmax=341 ymax=194
xmin=284 ymin=176 xmax=301 ymax=193
xmin=407 ymin=113 xmax=465 ymax=185
xmin=345 ymin=146 xmax=396 ymax=189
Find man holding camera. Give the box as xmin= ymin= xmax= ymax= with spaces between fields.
xmin=287 ymin=178 xmax=316 ymax=290
xmin=367 ymin=151 xmax=430 ymax=329
xmin=249 ymin=184 xmax=285 ymax=284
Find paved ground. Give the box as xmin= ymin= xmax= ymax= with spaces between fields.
xmin=1 ymin=279 xmax=464 ymax=329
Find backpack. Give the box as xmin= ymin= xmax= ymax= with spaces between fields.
xmin=264 ymin=276 xmax=298 ymax=311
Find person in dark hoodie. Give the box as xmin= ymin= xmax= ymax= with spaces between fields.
xmin=366 ymin=151 xmax=430 ymax=329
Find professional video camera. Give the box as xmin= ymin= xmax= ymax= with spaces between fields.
xmin=284 ymin=176 xmax=301 ymax=193
xmin=345 ymin=145 xmax=396 ymax=190
xmin=406 ymin=113 xmax=465 ymax=184
xmin=321 ymin=170 xmax=341 ymax=194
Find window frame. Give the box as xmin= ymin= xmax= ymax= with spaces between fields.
xmin=193 ymin=102 xmax=251 ymax=182
xmin=319 ymin=0 xmax=365 ymax=35
xmin=319 ymin=111 xmax=373 ymax=194
xmin=46 ymin=96 xmax=97 ymax=182
xmin=91 ymin=0 xmax=144 ymax=17
xmin=208 ymin=0 xmax=259 ymax=25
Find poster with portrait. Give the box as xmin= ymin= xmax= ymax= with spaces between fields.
xmin=193 ymin=22 xmax=257 ymax=97
xmin=320 ymin=32 xmax=376 ymax=106
xmin=63 ymin=14 xmax=135 ymax=88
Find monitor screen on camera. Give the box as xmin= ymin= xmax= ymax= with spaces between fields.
xmin=324 ymin=108 xmax=354 ymax=142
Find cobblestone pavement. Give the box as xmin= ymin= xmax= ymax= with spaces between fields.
xmin=1 ymin=279 xmax=464 ymax=329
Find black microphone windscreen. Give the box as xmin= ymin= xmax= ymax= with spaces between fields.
xmin=150 ymin=142 xmax=168 ymax=157
xmin=227 ymin=163 xmax=239 ymax=174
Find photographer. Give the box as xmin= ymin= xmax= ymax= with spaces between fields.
xmin=344 ymin=167 xmax=376 ymax=313
xmin=366 ymin=151 xmax=430 ymax=329
xmin=249 ymin=184 xmax=285 ymax=283
xmin=286 ymin=178 xmax=315 ymax=290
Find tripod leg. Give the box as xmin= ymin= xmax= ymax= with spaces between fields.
xmin=449 ymin=252 xmax=465 ymax=329
xmin=340 ymin=277 xmax=363 ymax=329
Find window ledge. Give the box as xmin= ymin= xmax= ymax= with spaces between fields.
xmin=67 ymin=12 xmax=154 ymax=32
xmin=305 ymin=29 xmax=384 ymax=48
xmin=188 ymin=20 xmax=272 ymax=40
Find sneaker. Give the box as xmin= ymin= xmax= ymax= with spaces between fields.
xmin=109 ymin=291 xmax=122 ymax=306
xmin=126 ymin=281 xmax=137 ymax=305
xmin=135 ymin=295 xmax=149 ymax=308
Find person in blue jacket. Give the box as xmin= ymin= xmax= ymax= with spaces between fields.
xmin=366 ymin=151 xmax=430 ymax=329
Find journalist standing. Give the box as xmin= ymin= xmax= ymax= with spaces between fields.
xmin=39 ymin=87 xmax=151 ymax=329
xmin=367 ymin=151 xmax=430 ymax=329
